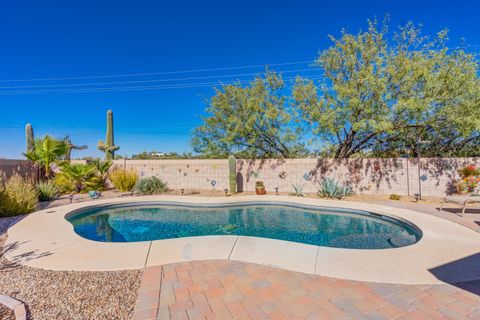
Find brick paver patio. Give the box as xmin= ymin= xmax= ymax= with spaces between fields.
xmin=132 ymin=260 xmax=480 ymax=320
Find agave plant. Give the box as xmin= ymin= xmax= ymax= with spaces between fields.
xmin=36 ymin=181 xmax=60 ymax=201
xmin=318 ymin=178 xmax=353 ymax=199
xmin=292 ymin=183 xmax=305 ymax=197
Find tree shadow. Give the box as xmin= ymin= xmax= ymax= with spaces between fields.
xmin=236 ymin=172 xmax=244 ymax=193
xmin=236 ymin=157 xmax=480 ymax=195
xmin=439 ymin=207 xmax=480 ymax=215
xmin=0 ymin=215 xmax=27 ymax=236
xmin=429 ymin=253 xmax=480 ymax=296
xmin=1 ymin=240 xmax=54 ymax=270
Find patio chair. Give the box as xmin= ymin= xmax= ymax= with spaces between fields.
xmin=440 ymin=194 xmax=480 ymax=216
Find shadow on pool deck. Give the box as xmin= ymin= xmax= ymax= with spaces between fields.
xmin=429 ymin=252 xmax=480 ymax=296
xmin=1 ymin=240 xmax=54 ymax=270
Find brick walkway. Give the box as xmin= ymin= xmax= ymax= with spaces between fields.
xmin=132 ymin=260 xmax=480 ymax=320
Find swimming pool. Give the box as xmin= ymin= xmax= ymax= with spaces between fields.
xmin=67 ymin=202 xmax=421 ymax=249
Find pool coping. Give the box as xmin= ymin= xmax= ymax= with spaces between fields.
xmin=65 ymin=200 xmax=424 ymax=247
xmin=5 ymin=195 xmax=480 ymax=285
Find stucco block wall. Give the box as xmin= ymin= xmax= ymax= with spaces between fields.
xmin=112 ymin=159 xmax=230 ymax=191
xmin=109 ymin=157 xmax=479 ymax=196
xmin=3 ymin=157 xmax=478 ymax=196
xmin=0 ymin=159 xmax=38 ymax=181
xmin=236 ymin=158 xmax=479 ymax=196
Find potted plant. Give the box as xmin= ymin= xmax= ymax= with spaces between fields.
xmin=255 ymin=181 xmax=266 ymax=195
xmin=456 ymin=165 xmax=480 ymax=194
xmin=455 ymin=181 xmax=469 ymax=195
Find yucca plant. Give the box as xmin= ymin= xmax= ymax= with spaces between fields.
xmin=109 ymin=168 xmax=138 ymax=192
xmin=134 ymin=176 xmax=168 ymax=195
xmin=318 ymin=178 xmax=353 ymax=199
xmin=292 ymin=183 xmax=305 ymax=197
xmin=36 ymin=181 xmax=59 ymax=201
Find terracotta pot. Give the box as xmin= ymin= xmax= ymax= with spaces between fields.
xmin=255 ymin=187 xmax=266 ymax=195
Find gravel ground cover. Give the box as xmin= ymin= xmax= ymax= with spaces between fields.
xmin=0 ymin=305 xmax=15 ymax=320
xmin=0 ymin=216 xmax=142 ymax=320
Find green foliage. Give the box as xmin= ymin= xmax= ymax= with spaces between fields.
xmin=54 ymin=173 xmax=75 ymax=193
xmin=458 ymin=164 xmax=480 ymax=178
xmin=389 ymin=194 xmax=401 ymax=201
xmin=318 ymin=178 xmax=353 ymax=199
xmin=59 ymin=163 xmax=97 ymax=193
xmin=293 ymin=18 xmax=480 ymax=158
xmin=0 ymin=173 xmax=38 ymax=216
xmin=92 ymin=159 xmax=113 ymax=189
xmin=109 ymin=168 xmax=138 ymax=192
xmin=36 ymin=181 xmax=60 ymax=201
xmin=97 ymin=109 xmax=120 ymax=160
xmin=192 ymin=71 xmax=306 ymax=158
xmin=228 ymin=155 xmax=237 ymax=193
xmin=24 ymin=135 xmax=66 ymax=178
xmin=255 ymin=181 xmax=265 ymax=188
xmin=292 ymin=183 xmax=305 ymax=197
xmin=25 ymin=124 xmax=34 ymax=153
xmin=134 ymin=176 xmax=168 ymax=195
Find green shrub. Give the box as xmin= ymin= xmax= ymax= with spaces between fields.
xmin=54 ymin=173 xmax=75 ymax=193
xmin=92 ymin=159 xmax=112 ymax=190
xmin=36 ymin=181 xmax=59 ymax=201
xmin=292 ymin=183 xmax=305 ymax=197
xmin=318 ymin=178 xmax=353 ymax=199
xmin=389 ymin=194 xmax=401 ymax=200
xmin=134 ymin=176 xmax=168 ymax=195
xmin=85 ymin=175 xmax=106 ymax=192
xmin=0 ymin=174 xmax=38 ymax=216
xmin=109 ymin=168 xmax=138 ymax=192
xmin=255 ymin=181 xmax=265 ymax=188
xmin=59 ymin=163 xmax=97 ymax=193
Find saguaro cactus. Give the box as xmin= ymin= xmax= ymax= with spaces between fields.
xmin=63 ymin=135 xmax=88 ymax=161
xmin=25 ymin=123 xmax=35 ymax=152
xmin=97 ymin=109 xmax=120 ymax=160
xmin=228 ymin=154 xmax=237 ymax=193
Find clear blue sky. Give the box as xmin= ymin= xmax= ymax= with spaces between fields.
xmin=1 ymin=0 xmax=479 ymax=159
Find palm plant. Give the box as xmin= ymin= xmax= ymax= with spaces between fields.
xmin=93 ymin=160 xmax=112 ymax=177
xmin=24 ymin=135 xmax=66 ymax=179
xmin=87 ymin=159 xmax=113 ymax=191
xmin=59 ymin=163 xmax=97 ymax=193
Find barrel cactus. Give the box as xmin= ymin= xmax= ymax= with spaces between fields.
xmin=228 ymin=155 xmax=237 ymax=193
xmin=25 ymin=123 xmax=34 ymax=153
xmin=97 ymin=109 xmax=120 ymax=160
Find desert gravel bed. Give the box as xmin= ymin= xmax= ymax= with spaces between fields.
xmin=0 ymin=305 xmax=15 ymax=320
xmin=0 ymin=216 xmax=142 ymax=320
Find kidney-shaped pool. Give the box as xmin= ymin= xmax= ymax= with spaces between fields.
xmin=66 ymin=202 xmax=421 ymax=249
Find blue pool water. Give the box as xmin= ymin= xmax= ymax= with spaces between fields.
xmin=66 ymin=203 xmax=421 ymax=249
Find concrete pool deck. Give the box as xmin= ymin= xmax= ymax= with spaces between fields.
xmin=4 ymin=195 xmax=480 ymax=285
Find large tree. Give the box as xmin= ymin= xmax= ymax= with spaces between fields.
xmin=192 ymin=71 xmax=306 ymax=158
xmin=293 ymin=19 xmax=480 ymax=158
